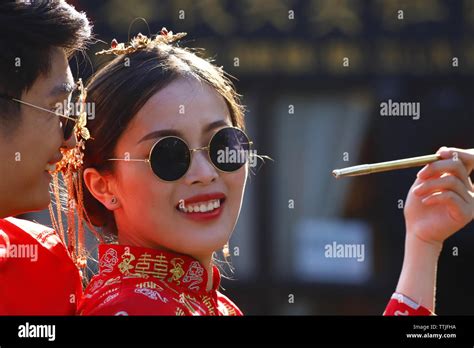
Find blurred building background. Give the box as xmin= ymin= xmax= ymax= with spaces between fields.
xmin=24 ymin=0 xmax=474 ymax=314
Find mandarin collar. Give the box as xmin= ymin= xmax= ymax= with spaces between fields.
xmin=97 ymin=244 xmax=221 ymax=293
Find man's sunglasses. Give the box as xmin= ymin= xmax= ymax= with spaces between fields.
xmin=0 ymin=88 xmax=80 ymax=140
xmin=108 ymin=126 xmax=253 ymax=182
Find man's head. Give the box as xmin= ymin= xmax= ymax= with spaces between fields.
xmin=0 ymin=0 xmax=91 ymax=217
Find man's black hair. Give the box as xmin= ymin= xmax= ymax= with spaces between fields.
xmin=0 ymin=0 xmax=92 ymax=128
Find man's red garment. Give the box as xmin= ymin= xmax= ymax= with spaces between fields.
xmin=0 ymin=217 xmax=82 ymax=315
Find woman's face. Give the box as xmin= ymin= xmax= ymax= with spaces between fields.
xmin=104 ymin=77 xmax=247 ymax=260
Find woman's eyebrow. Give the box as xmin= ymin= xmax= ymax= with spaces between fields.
xmin=137 ymin=119 xmax=231 ymax=144
xmin=203 ymin=119 xmax=231 ymax=133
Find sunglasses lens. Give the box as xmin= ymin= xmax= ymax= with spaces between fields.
xmin=62 ymin=119 xmax=75 ymax=140
xmin=210 ymin=127 xmax=250 ymax=172
xmin=62 ymin=88 xmax=81 ymax=140
xmin=150 ymin=137 xmax=191 ymax=181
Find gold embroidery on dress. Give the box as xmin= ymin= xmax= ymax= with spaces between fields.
xmin=118 ymin=250 xmax=135 ymax=275
xmin=223 ymin=303 xmax=237 ymax=316
xmin=104 ymin=276 xmax=121 ymax=287
xmin=168 ymin=258 xmax=185 ymax=284
xmin=134 ymin=288 xmax=169 ymax=303
xmin=123 ymin=273 xmax=146 ymax=279
xmin=98 ymin=287 xmax=120 ymax=300
xmin=177 ymin=293 xmax=200 ymax=315
xmin=182 ymin=261 xmax=204 ymax=291
xmin=184 ymin=294 xmax=206 ymax=314
xmin=135 ymin=281 xmax=164 ymax=291
xmin=102 ymin=292 xmax=119 ymax=305
xmin=135 ymin=253 xmax=169 ymax=279
xmin=89 ymin=279 xmax=104 ymax=293
xmin=175 ymin=307 xmax=186 ymax=316
xmin=99 ymin=248 xmax=119 ymax=273
xmin=201 ymin=295 xmax=216 ymax=316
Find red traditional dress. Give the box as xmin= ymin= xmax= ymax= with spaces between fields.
xmin=78 ymin=244 xmax=243 ymax=316
xmin=1 ymin=216 xmax=430 ymax=316
xmin=0 ymin=217 xmax=82 ymax=315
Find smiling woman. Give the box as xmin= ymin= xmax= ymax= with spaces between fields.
xmin=78 ymin=30 xmax=253 ymax=315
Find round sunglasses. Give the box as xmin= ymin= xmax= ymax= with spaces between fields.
xmin=107 ymin=126 xmax=253 ymax=181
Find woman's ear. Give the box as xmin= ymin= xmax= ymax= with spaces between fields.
xmin=83 ymin=168 xmax=120 ymax=211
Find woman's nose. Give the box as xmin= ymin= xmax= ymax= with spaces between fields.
xmin=183 ymin=149 xmax=218 ymax=185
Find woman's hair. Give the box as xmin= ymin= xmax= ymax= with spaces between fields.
xmin=83 ymin=37 xmax=246 ymax=236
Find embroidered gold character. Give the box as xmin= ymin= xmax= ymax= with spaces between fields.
xmin=118 ymin=250 xmax=135 ymax=275
xmin=168 ymin=258 xmax=185 ymax=284
xmin=135 ymin=253 xmax=168 ymax=279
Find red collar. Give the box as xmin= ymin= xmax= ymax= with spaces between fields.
xmin=98 ymin=244 xmax=221 ymax=294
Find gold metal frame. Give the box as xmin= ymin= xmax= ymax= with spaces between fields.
xmin=108 ymin=126 xmax=253 ymax=182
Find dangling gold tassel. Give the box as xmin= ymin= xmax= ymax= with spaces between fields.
xmin=223 ymin=242 xmax=230 ymax=259
xmin=75 ymin=169 xmax=87 ymax=267
xmin=48 ymin=142 xmax=89 ymax=271
xmin=50 ymin=173 xmax=65 ymax=246
xmin=47 ymin=78 xmax=95 ymax=271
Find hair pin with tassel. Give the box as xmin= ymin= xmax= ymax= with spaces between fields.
xmin=49 ymin=78 xmax=99 ymax=271
xmin=95 ymin=27 xmax=187 ymax=56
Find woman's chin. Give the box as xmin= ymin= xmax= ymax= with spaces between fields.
xmin=173 ymin=235 xmax=230 ymax=259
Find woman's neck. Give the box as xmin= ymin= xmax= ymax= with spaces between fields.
xmin=195 ymin=254 xmax=213 ymax=292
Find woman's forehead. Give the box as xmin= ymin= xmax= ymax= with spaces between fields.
xmin=143 ymin=78 xmax=228 ymax=114
xmin=125 ymin=78 xmax=232 ymax=141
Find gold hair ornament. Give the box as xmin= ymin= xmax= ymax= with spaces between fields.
xmin=95 ymin=28 xmax=187 ymax=56
xmin=48 ymin=79 xmax=100 ymax=271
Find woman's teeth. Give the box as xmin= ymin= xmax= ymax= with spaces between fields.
xmin=178 ymin=199 xmax=221 ymax=213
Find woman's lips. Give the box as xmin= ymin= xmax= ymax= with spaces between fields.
xmin=175 ymin=192 xmax=227 ymax=222
xmin=176 ymin=198 xmax=225 ymax=222
xmin=180 ymin=192 xmax=226 ymax=206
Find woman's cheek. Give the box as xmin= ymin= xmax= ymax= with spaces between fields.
xmin=234 ymin=165 xmax=248 ymax=197
xmin=226 ymin=168 xmax=247 ymax=216
xmin=117 ymin=165 xmax=161 ymax=211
